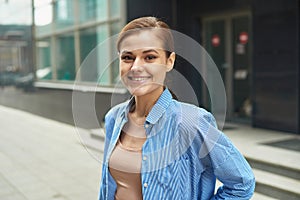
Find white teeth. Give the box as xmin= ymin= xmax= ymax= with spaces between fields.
xmin=130 ymin=77 xmax=148 ymax=81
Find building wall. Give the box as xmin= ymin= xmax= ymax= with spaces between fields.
xmin=0 ymin=0 xmax=298 ymax=134
xmin=0 ymin=87 xmax=111 ymax=129
xmin=252 ymin=0 xmax=299 ymax=133
xmin=126 ymin=0 xmax=175 ymax=27
xmin=170 ymin=0 xmax=300 ymax=133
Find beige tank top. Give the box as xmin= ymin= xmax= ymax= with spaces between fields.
xmin=109 ymin=115 xmax=146 ymax=200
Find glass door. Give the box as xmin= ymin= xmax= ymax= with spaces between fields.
xmin=232 ymin=16 xmax=251 ymax=121
xmin=203 ymin=13 xmax=252 ymax=122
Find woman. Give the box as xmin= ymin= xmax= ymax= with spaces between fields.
xmin=99 ymin=16 xmax=255 ymax=200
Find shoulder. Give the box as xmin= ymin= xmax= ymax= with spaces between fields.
xmin=171 ymin=100 xmax=216 ymax=124
xmin=103 ymin=101 xmax=128 ymax=141
xmin=104 ymin=101 xmax=128 ymax=132
xmin=169 ymin=100 xmax=218 ymax=133
xmin=104 ymin=101 xmax=128 ymax=121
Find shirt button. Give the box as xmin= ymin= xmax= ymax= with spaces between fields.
xmin=143 ymin=182 xmax=148 ymax=188
xmin=145 ymin=124 xmax=149 ymax=128
xmin=143 ymin=156 xmax=147 ymax=161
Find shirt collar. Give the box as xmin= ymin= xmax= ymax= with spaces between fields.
xmin=146 ymin=88 xmax=173 ymax=124
xmin=121 ymin=88 xmax=173 ymax=124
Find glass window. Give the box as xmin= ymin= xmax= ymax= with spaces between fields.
xmin=79 ymin=0 xmax=97 ymax=22
xmin=79 ymin=27 xmax=98 ymax=82
xmin=54 ymin=0 xmax=74 ymax=30
xmin=34 ymin=0 xmax=124 ymax=85
xmin=110 ymin=0 xmax=121 ymax=18
xmin=79 ymin=0 xmax=107 ymax=23
xmin=110 ymin=59 xmax=119 ymax=84
xmin=110 ymin=21 xmax=122 ymax=84
xmin=79 ymin=25 xmax=110 ymax=84
xmin=95 ymin=25 xmax=110 ymax=85
xmin=34 ymin=1 xmax=53 ymax=36
xmin=56 ymin=33 xmax=75 ymax=81
xmin=36 ymin=39 xmax=52 ymax=80
xmin=111 ymin=21 xmax=121 ymax=36
xmin=96 ymin=0 xmax=108 ymax=21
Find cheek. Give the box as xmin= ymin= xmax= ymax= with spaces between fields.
xmin=119 ymin=67 xmax=124 ymax=77
xmin=145 ymin=65 xmax=167 ymax=79
xmin=150 ymin=61 xmax=168 ymax=74
xmin=119 ymin=63 xmax=129 ymax=77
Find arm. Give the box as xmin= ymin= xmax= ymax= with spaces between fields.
xmin=211 ymin=136 xmax=255 ymax=199
xmin=200 ymin=113 xmax=255 ymax=199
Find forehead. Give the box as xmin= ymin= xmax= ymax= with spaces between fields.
xmin=119 ymin=30 xmax=164 ymax=52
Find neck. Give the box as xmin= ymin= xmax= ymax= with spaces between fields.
xmin=133 ymin=86 xmax=164 ymax=118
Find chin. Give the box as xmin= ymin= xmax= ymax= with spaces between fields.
xmin=129 ymin=85 xmax=162 ymax=97
xmin=129 ymin=87 xmax=149 ymax=96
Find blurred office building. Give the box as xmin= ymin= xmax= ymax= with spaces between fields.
xmin=33 ymin=0 xmax=124 ymax=82
xmin=0 ymin=0 xmax=33 ymax=86
xmin=0 ymin=0 xmax=299 ymax=134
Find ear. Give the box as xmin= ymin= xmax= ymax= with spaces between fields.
xmin=166 ymin=52 xmax=176 ymax=72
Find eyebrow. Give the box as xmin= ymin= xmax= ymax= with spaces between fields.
xmin=120 ymin=50 xmax=133 ymax=55
xmin=120 ymin=49 xmax=159 ymax=55
xmin=142 ymin=49 xmax=159 ymax=54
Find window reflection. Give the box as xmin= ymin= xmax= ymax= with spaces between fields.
xmin=110 ymin=0 xmax=121 ymax=18
xmin=34 ymin=0 xmax=123 ymax=85
xmin=34 ymin=1 xmax=53 ymax=35
xmin=36 ymin=39 xmax=52 ymax=80
xmin=56 ymin=33 xmax=75 ymax=81
xmin=35 ymin=5 xmax=52 ymax=26
xmin=80 ymin=27 xmax=98 ymax=82
xmin=79 ymin=25 xmax=110 ymax=84
xmin=54 ymin=0 xmax=74 ymax=29
xmin=79 ymin=0 xmax=108 ymax=22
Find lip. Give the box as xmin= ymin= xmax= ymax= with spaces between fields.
xmin=128 ymin=76 xmax=151 ymax=82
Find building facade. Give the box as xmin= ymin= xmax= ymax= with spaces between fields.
xmin=0 ymin=0 xmax=299 ymax=134
xmin=137 ymin=0 xmax=299 ymax=133
xmin=34 ymin=0 xmax=125 ymax=84
xmin=0 ymin=25 xmax=32 ymax=76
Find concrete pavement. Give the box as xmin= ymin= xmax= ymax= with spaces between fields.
xmin=0 ymin=105 xmax=299 ymax=199
xmin=0 ymin=105 xmax=102 ymax=200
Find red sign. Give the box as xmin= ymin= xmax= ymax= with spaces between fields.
xmin=211 ymin=34 xmax=220 ymax=47
xmin=239 ymin=32 xmax=248 ymax=44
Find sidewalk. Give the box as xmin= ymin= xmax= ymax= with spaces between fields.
xmin=0 ymin=105 xmax=299 ymax=200
xmin=0 ymin=105 xmax=102 ymax=200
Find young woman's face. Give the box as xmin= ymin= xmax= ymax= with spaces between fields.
xmin=119 ymin=30 xmax=175 ymax=97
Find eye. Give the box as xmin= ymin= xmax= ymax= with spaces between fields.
xmin=145 ymin=55 xmax=157 ymax=61
xmin=121 ymin=55 xmax=134 ymax=62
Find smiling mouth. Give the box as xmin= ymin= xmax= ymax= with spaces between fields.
xmin=128 ymin=76 xmax=151 ymax=81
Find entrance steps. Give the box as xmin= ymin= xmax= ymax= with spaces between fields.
xmin=248 ymin=157 xmax=300 ymax=200
xmin=223 ymin=125 xmax=300 ymax=200
xmin=252 ymin=192 xmax=278 ymax=200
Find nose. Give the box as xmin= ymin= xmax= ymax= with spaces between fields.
xmin=131 ymin=57 xmax=144 ymax=71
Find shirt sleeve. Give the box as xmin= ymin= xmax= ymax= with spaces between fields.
xmin=98 ymin=110 xmax=117 ymax=200
xmin=200 ymin=112 xmax=255 ymax=200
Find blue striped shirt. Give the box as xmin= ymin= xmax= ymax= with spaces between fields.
xmin=99 ymin=89 xmax=255 ymax=200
